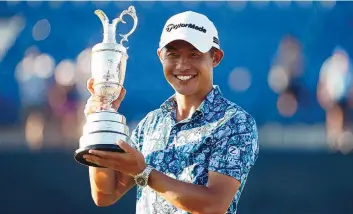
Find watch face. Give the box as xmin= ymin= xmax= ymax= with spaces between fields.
xmin=136 ymin=176 xmax=147 ymax=186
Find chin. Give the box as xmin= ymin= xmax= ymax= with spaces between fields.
xmin=174 ymin=86 xmax=198 ymax=96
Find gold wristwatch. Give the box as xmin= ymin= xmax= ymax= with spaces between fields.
xmin=134 ymin=165 xmax=154 ymax=187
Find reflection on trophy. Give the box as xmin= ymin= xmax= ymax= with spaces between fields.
xmin=74 ymin=6 xmax=138 ymax=167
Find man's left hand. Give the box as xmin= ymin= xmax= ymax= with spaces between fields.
xmin=83 ymin=140 xmax=146 ymax=177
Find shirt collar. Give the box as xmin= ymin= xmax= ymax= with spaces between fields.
xmin=160 ymin=85 xmax=223 ymax=117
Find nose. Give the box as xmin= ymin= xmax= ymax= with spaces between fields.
xmin=175 ymin=56 xmax=191 ymax=72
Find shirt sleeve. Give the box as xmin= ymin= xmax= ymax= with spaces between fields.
xmin=208 ymin=114 xmax=259 ymax=184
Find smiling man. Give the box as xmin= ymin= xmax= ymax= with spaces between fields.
xmin=83 ymin=11 xmax=259 ymax=214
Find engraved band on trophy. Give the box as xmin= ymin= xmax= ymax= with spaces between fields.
xmin=74 ymin=6 xmax=138 ymax=167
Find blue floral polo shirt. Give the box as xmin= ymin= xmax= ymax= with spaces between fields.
xmin=129 ymin=85 xmax=259 ymax=214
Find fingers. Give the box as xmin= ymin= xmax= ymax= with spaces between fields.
xmin=112 ymin=87 xmax=126 ymax=111
xmin=117 ymin=139 xmax=136 ymax=154
xmin=118 ymin=87 xmax=127 ymax=101
xmin=88 ymin=149 xmax=126 ymax=160
xmin=85 ymin=78 xmax=126 ymax=113
xmin=86 ymin=140 xmax=135 ymax=158
xmin=83 ymin=154 xmax=119 ymax=168
xmin=84 ymin=95 xmax=105 ymax=116
xmin=84 ymin=140 xmax=145 ymax=176
xmin=87 ymin=78 xmax=95 ymax=95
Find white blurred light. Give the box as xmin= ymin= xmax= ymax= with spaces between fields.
xmin=15 ymin=47 xmax=40 ymax=82
xmin=25 ymin=112 xmax=45 ymax=150
xmin=228 ymin=67 xmax=251 ymax=92
xmin=54 ymin=60 xmax=76 ymax=86
xmin=75 ymin=48 xmax=93 ymax=99
xmin=33 ymin=53 xmax=56 ymax=79
xmin=76 ymin=47 xmax=91 ymax=76
xmin=15 ymin=49 xmax=55 ymax=82
xmin=258 ymin=123 xmax=284 ymax=147
xmin=227 ymin=1 xmax=247 ymax=11
xmin=32 ymin=19 xmax=51 ymax=41
xmin=22 ymin=54 xmax=35 ymax=69
xmin=319 ymin=51 xmax=349 ymax=101
xmin=0 ymin=15 xmax=25 ymax=63
xmin=268 ymin=65 xmax=289 ymax=93
xmin=15 ymin=56 xmax=33 ymax=82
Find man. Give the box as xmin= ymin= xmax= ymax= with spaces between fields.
xmin=83 ymin=11 xmax=259 ymax=214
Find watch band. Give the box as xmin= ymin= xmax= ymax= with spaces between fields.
xmin=144 ymin=165 xmax=154 ymax=178
xmin=134 ymin=165 xmax=154 ymax=187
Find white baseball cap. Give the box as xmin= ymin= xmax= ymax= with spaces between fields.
xmin=159 ymin=11 xmax=220 ymax=53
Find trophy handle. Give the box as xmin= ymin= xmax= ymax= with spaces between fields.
xmin=112 ymin=6 xmax=138 ymax=48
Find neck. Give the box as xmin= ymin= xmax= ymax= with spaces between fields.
xmin=174 ymin=86 xmax=213 ymax=122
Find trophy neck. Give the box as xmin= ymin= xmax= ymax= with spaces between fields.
xmin=103 ymin=24 xmax=117 ymax=44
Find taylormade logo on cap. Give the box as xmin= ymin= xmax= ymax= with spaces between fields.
xmin=159 ymin=11 xmax=220 ymax=53
xmin=166 ymin=23 xmax=207 ymax=33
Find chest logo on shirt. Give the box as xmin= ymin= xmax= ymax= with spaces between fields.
xmin=228 ymin=146 xmax=240 ymax=156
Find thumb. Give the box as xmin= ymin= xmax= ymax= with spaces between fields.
xmin=117 ymin=139 xmax=135 ymax=153
xmin=112 ymin=87 xmax=126 ymax=111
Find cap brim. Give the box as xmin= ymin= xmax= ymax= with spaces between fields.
xmin=159 ymin=33 xmax=212 ymax=53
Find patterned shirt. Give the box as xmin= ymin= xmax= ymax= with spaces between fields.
xmin=129 ymin=85 xmax=259 ymax=214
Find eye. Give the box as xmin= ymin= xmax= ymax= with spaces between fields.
xmin=190 ymin=52 xmax=201 ymax=57
xmin=167 ymin=52 xmax=177 ymax=57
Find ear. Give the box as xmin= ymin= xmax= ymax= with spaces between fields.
xmin=157 ymin=48 xmax=163 ymax=64
xmin=212 ymin=49 xmax=224 ymax=67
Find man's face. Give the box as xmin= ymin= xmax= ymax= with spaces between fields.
xmin=158 ymin=40 xmax=222 ymax=97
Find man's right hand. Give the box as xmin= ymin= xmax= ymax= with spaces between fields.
xmin=84 ymin=77 xmax=127 ymax=116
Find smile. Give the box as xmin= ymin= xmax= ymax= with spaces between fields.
xmin=175 ymin=75 xmax=196 ymax=81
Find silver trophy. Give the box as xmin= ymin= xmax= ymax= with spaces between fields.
xmin=74 ymin=6 xmax=138 ymax=167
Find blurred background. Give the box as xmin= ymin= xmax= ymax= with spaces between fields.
xmin=0 ymin=1 xmax=353 ymax=214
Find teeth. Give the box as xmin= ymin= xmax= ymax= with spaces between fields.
xmin=177 ymin=75 xmax=193 ymax=81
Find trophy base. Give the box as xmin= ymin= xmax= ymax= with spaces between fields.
xmin=75 ymin=111 xmax=130 ymax=168
xmin=74 ymin=144 xmax=125 ymax=168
